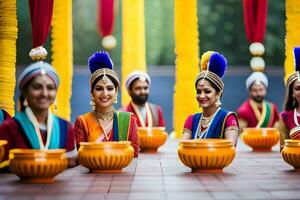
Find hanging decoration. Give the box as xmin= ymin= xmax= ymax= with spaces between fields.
xmin=284 ymin=0 xmax=300 ymax=80
xmin=51 ymin=0 xmax=73 ymax=120
xmin=243 ymin=0 xmax=268 ymax=72
xmin=121 ymin=0 xmax=147 ymax=106
xmin=173 ymin=0 xmax=200 ymax=139
xmin=28 ymin=0 xmax=54 ymax=60
xmin=98 ymin=0 xmax=117 ymax=49
xmin=0 ymin=0 xmax=18 ymax=116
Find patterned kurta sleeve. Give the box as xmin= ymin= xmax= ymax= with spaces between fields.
xmin=157 ymin=106 xmax=165 ymax=127
xmin=224 ymin=113 xmax=239 ymax=135
xmin=74 ymin=117 xmax=87 ymax=149
xmin=183 ymin=115 xmax=194 ymax=135
xmin=128 ymin=114 xmax=139 ymax=157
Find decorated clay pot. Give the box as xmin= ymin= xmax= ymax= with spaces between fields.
xmin=137 ymin=127 xmax=168 ymax=153
xmin=78 ymin=141 xmax=134 ymax=173
xmin=242 ymin=128 xmax=279 ymax=152
xmin=9 ymin=149 xmax=68 ymax=183
xmin=282 ymin=139 xmax=300 ymax=171
xmin=0 ymin=140 xmax=7 ymax=162
xmin=178 ymin=139 xmax=236 ymax=173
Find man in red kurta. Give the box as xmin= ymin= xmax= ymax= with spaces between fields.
xmin=237 ymin=72 xmax=279 ymax=129
xmin=122 ymin=71 xmax=165 ymax=127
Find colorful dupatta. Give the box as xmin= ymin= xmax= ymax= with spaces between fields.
xmin=79 ymin=111 xmax=131 ymax=142
xmin=14 ymin=109 xmax=67 ymax=149
xmin=249 ymin=100 xmax=275 ymax=128
xmin=191 ymin=109 xmax=234 ymax=139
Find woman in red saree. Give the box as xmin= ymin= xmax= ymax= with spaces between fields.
xmin=0 ymin=62 xmax=76 ymax=170
xmin=279 ymin=47 xmax=300 ymax=150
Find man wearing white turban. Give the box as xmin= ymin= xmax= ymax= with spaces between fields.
xmin=122 ymin=71 xmax=165 ymax=128
xmin=237 ymin=72 xmax=279 ymax=129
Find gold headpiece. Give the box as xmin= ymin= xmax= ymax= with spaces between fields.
xmin=90 ymin=68 xmax=119 ymax=88
xmin=195 ymin=51 xmax=227 ymax=91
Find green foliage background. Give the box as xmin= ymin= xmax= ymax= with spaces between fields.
xmin=16 ymin=0 xmax=285 ymax=67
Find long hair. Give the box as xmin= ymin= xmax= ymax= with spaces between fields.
xmin=284 ymin=80 xmax=298 ymax=111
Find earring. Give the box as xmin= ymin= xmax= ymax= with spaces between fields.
xmin=23 ymin=98 xmax=28 ymax=107
xmin=90 ymin=100 xmax=96 ymax=111
xmin=114 ymin=95 xmax=118 ymax=104
xmin=215 ymin=97 xmax=222 ymax=107
xmin=54 ymin=99 xmax=58 ymax=112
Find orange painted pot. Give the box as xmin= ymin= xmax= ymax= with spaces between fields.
xmin=178 ymin=139 xmax=236 ymax=173
xmin=9 ymin=149 xmax=68 ymax=183
xmin=137 ymin=127 xmax=168 ymax=153
xmin=282 ymin=139 xmax=300 ymax=171
xmin=0 ymin=140 xmax=7 ymax=162
xmin=242 ymin=128 xmax=279 ymax=152
xmin=78 ymin=141 xmax=134 ymax=173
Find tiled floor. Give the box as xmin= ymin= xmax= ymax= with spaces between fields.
xmin=0 ymin=139 xmax=299 ymax=200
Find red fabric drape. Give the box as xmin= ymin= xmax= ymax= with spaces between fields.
xmin=29 ymin=0 xmax=54 ymax=48
xmin=98 ymin=0 xmax=114 ymax=36
xmin=243 ymin=0 xmax=268 ymax=43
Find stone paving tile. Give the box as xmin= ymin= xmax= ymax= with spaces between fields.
xmin=0 ymin=195 xmax=35 ymax=200
xmin=105 ymin=193 xmax=129 ymax=200
xmin=166 ymin=192 xmax=213 ymax=200
xmin=1 ymin=139 xmax=300 ymax=199
xmin=129 ymin=192 xmax=166 ymax=200
xmin=270 ymin=191 xmax=300 ymax=199
xmin=82 ymin=194 xmax=106 ymax=200
xmin=210 ymin=191 xmax=241 ymax=200
xmin=86 ymin=186 xmax=110 ymax=193
xmin=237 ymin=191 xmax=273 ymax=200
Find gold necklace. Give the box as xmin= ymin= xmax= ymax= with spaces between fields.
xmin=94 ymin=110 xmax=114 ymax=122
xmin=201 ymin=115 xmax=214 ymax=128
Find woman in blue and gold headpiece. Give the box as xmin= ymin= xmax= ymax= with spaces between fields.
xmin=182 ymin=51 xmax=239 ymax=146
xmin=0 ymin=62 xmax=77 ymax=170
xmin=279 ymin=47 xmax=300 ymax=151
xmin=74 ymin=51 xmax=139 ymax=157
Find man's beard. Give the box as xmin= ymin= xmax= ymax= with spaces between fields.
xmin=252 ymin=95 xmax=264 ymax=103
xmin=131 ymin=94 xmax=148 ymax=105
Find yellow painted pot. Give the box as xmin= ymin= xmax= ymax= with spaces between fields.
xmin=242 ymin=128 xmax=279 ymax=152
xmin=282 ymin=139 xmax=300 ymax=171
xmin=78 ymin=141 xmax=134 ymax=173
xmin=178 ymin=139 xmax=236 ymax=173
xmin=9 ymin=149 xmax=68 ymax=183
xmin=0 ymin=140 xmax=7 ymax=162
xmin=137 ymin=127 xmax=168 ymax=153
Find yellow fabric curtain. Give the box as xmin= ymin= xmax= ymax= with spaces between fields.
xmin=121 ymin=0 xmax=146 ymax=106
xmin=0 ymin=0 xmax=18 ymax=116
xmin=51 ymin=0 xmax=73 ymax=120
xmin=173 ymin=0 xmax=200 ymax=138
xmin=284 ymin=0 xmax=300 ymax=80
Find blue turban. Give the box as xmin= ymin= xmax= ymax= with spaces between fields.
xmin=18 ymin=61 xmax=60 ymax=89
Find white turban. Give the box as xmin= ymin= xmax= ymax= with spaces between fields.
xmin=125 ymin=71 xmax=151 ymax=90
xmin=246 ymin=72 xmax=268 ymax=90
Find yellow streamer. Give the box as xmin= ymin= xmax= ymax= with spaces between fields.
xmin=284 ymin=0 xmax=300 ymax=81
xmin=51 ymin=0 xmax=73 ymax=120
xmin=0 ymin=0 xmax=17 ymax=116
xmin=121 ymin=0 xmax=147 ymax=106
xmin=173 ymin=0 xmax=200 ymax=138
